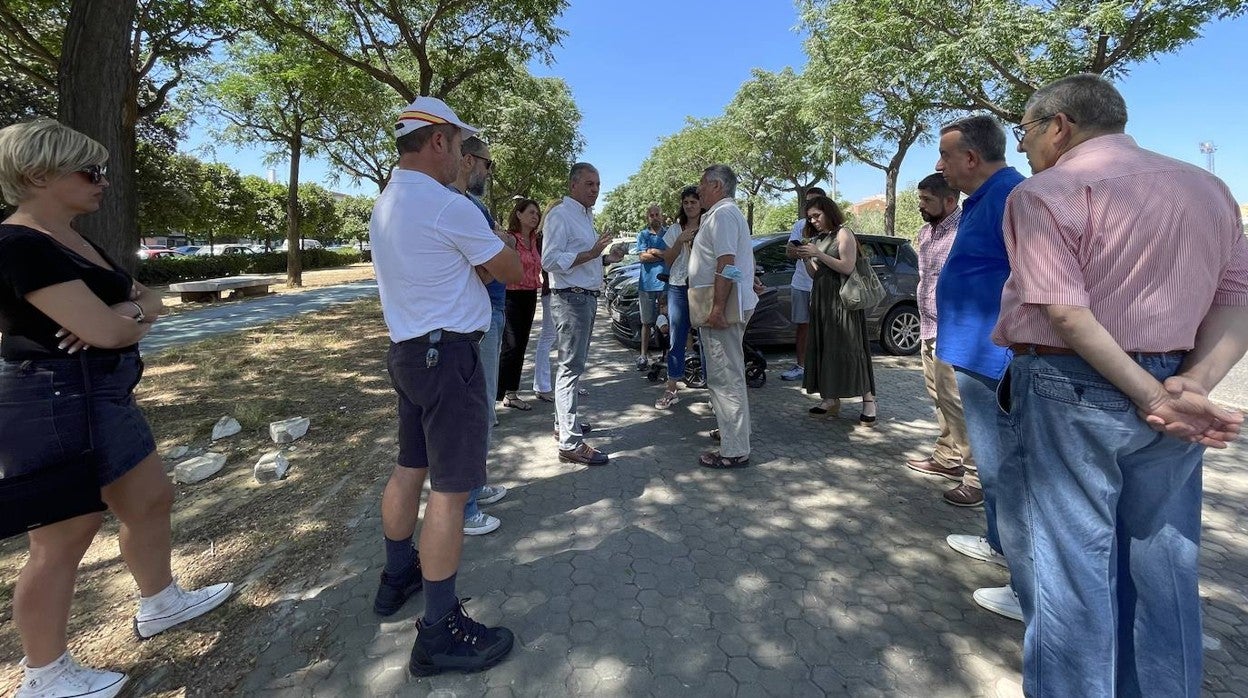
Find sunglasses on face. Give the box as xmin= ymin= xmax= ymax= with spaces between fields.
xmin=77 ymin=164 xmax=107 ymax=185
xmin=468 ymin=153 xmax=493 ymax=171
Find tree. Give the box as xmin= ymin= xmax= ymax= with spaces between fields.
xmin=800 ymin=0 xmax=1248 ymax=123
xmin=200 ymin=37 xmax=342 ymax=285
xmin=336 ymin=194 xmax=374 ymax=249
xmin=801 ymin=1 xmax=947 ymax=237
xmin=722 ymin=68 xmax=838 ymax=225
xmin=1 ymin=0 xmax=239 ymax=266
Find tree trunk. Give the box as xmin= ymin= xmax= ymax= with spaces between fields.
xmin=883 ymin=166 xmax=899 ymax=237
xmin=746 ymin=199 xmax=755 ymax=233
xmin=58 ymin=0 xmax=138 ymax=272
xmin=286 ymin=136 xmax=303 ymax=287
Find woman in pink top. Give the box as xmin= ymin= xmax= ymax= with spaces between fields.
xmin=497 ymin=198 xmax=544 ymax=409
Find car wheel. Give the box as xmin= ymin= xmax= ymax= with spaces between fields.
xmin=683 ymin=355 xmax=706 ymax=389
xmin=880 ymin=305 xmax=920 ymax=356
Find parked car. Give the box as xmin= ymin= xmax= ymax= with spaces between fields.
xmin=137 ymin=244 xmax=174 ymax=260
xmin=193 ymin=244 xmax=256 ymax=256
xmin=172 ymin=245 xmax=201 ymax=256
xmin=276 ymin=239 xmax=324 ymax=251
xmin=608 ymin=233 xmax=921 ymax=355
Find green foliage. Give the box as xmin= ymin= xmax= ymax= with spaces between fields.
xmin=135 ymin=249 xmax=365 ymax=285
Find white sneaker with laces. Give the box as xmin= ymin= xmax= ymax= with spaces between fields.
xmin=974 ymin=585 xmax=1024 ymax=622
xmin=477 ymin=484 xmax=508 ymax=505
xmin=134 ymin=581 xmax=234 ymax=639
xmin=17 ymin=652 xmax=127 ymax=698
xmin=946 ymin=534 xmax=1009 ymax=568
xmin=780 ymin=364 xmax=805 ymax=381
xmin=463 ymin=511 xmax=501 ymax=536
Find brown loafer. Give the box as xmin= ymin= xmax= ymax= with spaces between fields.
xmin=558 ymin=442 xmax=608 ymax=466
xmin=943 ymin=483 xmax=984 ymax=507
xmin=906 ymin=457 xmax=965 ymax=481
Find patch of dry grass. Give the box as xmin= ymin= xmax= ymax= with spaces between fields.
xmin=0 ymin=298 xmax=397 ymax=696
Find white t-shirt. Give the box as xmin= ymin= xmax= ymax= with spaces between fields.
xmin=687 ymin=198 xmax=758 ymax=314
xmin=370 ymin=169 xmax=504 ymax=342
xmin=661 ymin=222 xmax=692 ymax=286
xmin=788 ymin=218 xmax=813 ymax=292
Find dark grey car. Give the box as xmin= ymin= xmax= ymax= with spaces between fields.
xmin=608 ymin=233 xmax=921 ymax=355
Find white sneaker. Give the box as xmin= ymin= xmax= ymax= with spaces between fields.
xmin=477 ymin=484 xmax=508 ymax=505
xmin=947 ymin=534 xmax=1009 ymax=568
xmin=463 ymin=511 xmax=500 ymax=536
xmin=780 ymin=364 xmax=805 ymax=381
xmin=974 ymin=585 xmax=1024 ymax=622
xmin=17 ymin=652 xmax=127 ymax=698
xmin=134 ymin=581 xmax=234 ymax=639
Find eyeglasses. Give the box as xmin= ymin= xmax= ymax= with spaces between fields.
xmin=77 ymin=164 xmax=107 ymax=185
xmin=468 ymin=153 xmax=493 ymax=171
xmin=1012 ymin=114 xmax=1076 ymax=143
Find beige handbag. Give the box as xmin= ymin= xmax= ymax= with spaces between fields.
xmin=688 ymin=283 xmax=742 ymax=327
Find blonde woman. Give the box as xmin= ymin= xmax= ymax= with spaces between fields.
xmin=0 ymin=119 xmax=232 ymax=698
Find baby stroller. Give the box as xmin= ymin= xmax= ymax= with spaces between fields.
xmin=682 ymin=328 xmax=767 ymax=389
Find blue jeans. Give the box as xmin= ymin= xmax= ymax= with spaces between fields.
xmin=997 ymin=352 xmax=1203 ymax=698
xmin=666 ymin=285 xmax=690 ymax=381
xmin=953 ymin=368 xmax=1013 ymax=556
xmin=466 ymin=306 xmax=504 ymax=521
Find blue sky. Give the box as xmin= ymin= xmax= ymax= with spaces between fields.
xmin=190 ymin=2 xmax=1248 ymax=206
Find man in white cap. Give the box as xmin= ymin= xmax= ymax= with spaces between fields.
xmin=369 ymin=95 xmax=521 ymax=676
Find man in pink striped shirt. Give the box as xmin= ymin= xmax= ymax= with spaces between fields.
xmin=993 ymin=74 xmax=1248 ymax=697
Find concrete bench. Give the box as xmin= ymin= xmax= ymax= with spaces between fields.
xmin=168 ymin=275 xmax=279 ymax=303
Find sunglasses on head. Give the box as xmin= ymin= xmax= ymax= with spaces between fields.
xmin=77 ymin=164 xmax=107 ymax=185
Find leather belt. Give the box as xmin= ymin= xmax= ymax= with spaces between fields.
xmin=553 ymin=286 xmax=601 ymax=298
xmin=407 ymin=329 xmax=484 ymax=344
xmin=1010 ymin=343 xmax=1183 ymax=358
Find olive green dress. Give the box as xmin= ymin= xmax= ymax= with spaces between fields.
xmin=802 ymin=232 xmax=876 ymax=399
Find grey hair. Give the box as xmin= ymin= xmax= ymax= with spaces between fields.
xmin=940 ymin=114 xmax=1007 ymax=163
xmin=462 ymin=135 xmax=488 ymax=157
xmin=1025 ymin=73 xmax=1127 ymax=134
xmin=702 ymin=164 xmax=737 ymax=198
xmin=569 ymin=162 xmax=597 ymax=184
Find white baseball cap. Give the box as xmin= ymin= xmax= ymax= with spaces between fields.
xmin=394 ymin=96 xmax=479 ymax=140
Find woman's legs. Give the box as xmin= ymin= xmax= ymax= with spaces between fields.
xmin=498 ymin=291 xmax=537 ymax=399
xmin=665 ymin=285 xmax=690 ymax=393
xmin=15 ymin=512 xmax=104 ymax=666
xmin=101 ymin=451 xmax=174 ymax=596
xmin=532 ymin=293 xmax=557 ymax=394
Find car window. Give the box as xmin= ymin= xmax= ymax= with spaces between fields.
xmin=753 ymin=239 xmax=793 ymax=273
xmin=866 ymin=241 xmax=899 ymax=267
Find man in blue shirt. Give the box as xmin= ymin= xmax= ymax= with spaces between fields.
xmin=934 ymin=114 xmax=1026 ymax=622
xmin=634 ymin=204 xmax=669 ymax=369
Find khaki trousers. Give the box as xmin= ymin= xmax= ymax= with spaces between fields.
xmin=920 ymin=338 xmax=978 ymax=488
xmin=702 ymin=314 xmax=752 ymax=458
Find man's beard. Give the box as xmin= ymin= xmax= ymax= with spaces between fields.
xmin=919 ymin=209 xmax=942 ymax=224
xmin=467 ymin=179 xmax=486 ymax=196
xmin=649 ymin=221 xmax=661 ymax=231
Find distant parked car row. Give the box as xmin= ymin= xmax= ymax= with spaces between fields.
xmin=138 ymin=239 xmax=371 ymax=260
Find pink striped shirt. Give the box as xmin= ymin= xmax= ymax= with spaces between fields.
xmin=993 ymin=134 xmax=1248 ymax=352
xmin=917 ymin=206 xmax=961 ymax=340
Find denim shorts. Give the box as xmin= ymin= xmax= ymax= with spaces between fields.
xmin=387 ymin=338 xmax=488 ymax=493
xmin=790 ymin=288 xmax=811 ymax=324
xmin=0 ymin=352 xmax=156 ymax=487
xmin=638 ymin=290 xmax=662 ymax=324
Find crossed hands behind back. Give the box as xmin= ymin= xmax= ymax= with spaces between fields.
xmin=1139 ymin=375 xmax=1243 ymax=449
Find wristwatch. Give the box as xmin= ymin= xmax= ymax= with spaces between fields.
xmin=128 ymin=301 xmax=146 ymax=322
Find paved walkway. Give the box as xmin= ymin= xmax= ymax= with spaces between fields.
xmin=237 ymin=305 xmax=1248 ymax=697
xmin=142 ymin=280 xmax=378 ymax=353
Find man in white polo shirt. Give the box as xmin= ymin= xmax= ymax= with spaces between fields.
xmin=541 ymin=162 xmax=625 ymax=466
xmin=369 ymin=96 xmax=522 ymax=677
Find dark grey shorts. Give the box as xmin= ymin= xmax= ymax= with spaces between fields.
xmin=387 ymin=338 xmax=488 ymax=493
xmin=0 ymin=352 xmax=156 ymax=487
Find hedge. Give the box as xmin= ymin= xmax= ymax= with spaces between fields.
xmin=136 ymin=249 xmax=370 ymax=286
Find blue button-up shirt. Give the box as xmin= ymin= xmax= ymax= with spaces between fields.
xmin=935 ymin=166 xmax=1025 ymax=380
xmin=634 ymin=228 xmax=669 ymax=292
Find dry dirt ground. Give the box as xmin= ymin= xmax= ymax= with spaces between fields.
xmin=0 ymin=299 xmax=396 ymax=696
xmin=154 ymin=264 xmax=376 ymax=317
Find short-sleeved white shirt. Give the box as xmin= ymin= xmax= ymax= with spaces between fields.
xmin=687 ymin=198 xmax=758 ymax=314
xmin=787 ymin=218 xmax=813 ymax=292
xmin=661 ymin=223 xmax=692 ymax=286
xmin=370 ymin=169 xmax=504 ymax=342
